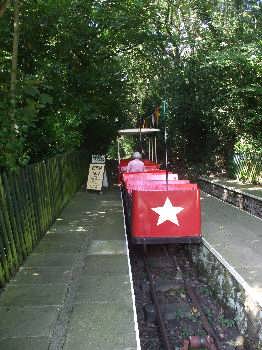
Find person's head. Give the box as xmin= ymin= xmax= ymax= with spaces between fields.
xmin=133 ymin=151 xmax=142 ymax=159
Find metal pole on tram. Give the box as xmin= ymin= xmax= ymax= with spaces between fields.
xmin=149 ymin=136 xmax=151 ymax=160
xmin=139 ymin=115 xmax=143 ymax=155
xmin=152 ymin=137 xmax=154 ymax=161
xmin=117 ymin=137 xmax=121 ymax=164
xmin=155 ymin=136 xmax=157 ymax=163
xmin=163 ymin=99 xmax=168 ymax=190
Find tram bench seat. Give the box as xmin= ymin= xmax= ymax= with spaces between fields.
xmin=122 ymin=171 xmax=178 ymax=186
xmin=124 ymin=180 xmax=190 ymax=193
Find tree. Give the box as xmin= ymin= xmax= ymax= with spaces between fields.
xmin=0 ymin=0 xmax=261 ymax=173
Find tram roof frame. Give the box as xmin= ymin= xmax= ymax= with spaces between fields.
xmin=118 ymin=128 xmax=160 ymax=136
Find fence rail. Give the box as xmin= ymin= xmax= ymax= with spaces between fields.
xmin=233 ymin=153 xmax=262 ymax=184
xmin=0 ymin=150 xmax=89 ymax=287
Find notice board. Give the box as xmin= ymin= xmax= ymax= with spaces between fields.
xmin=86 ymin=164 xmax=105 ymax=191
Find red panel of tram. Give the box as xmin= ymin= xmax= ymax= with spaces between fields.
xmin=118 ymin=155 xmax=202 ymax=243
xmin=131 ymin=188 xmax=201 ymax=239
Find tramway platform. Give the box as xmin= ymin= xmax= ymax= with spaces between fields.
xmin=199 ymin=189 xmax=262 ymax=344
xmin=199 ymin=176 xmax=262 ymax=294
xmin=0 ymin=189 xmax=138 ymax=350
xmin=201 ymin=191 xmax=262 ymax=291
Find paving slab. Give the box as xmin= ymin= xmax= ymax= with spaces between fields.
xmin=9 ymin=266 xmax=72 ymax=285
xmin=57 ymin=192 xmax=101 ymax=221
xmin=0 ymin=283 xmax=66 ymax=306
xmin=91 ymin=227 xmax=125 ymax=240
xmin=87 ymin=239 xmax=126 ymax=255
xmin=0 ymin=336 xmax=49 ymax=350
xmin=24 ymin=252 xmax=77 ymax=267
xmin=90 ymin=213 xmax=126 ymax=240
xmin=33 ymin=238 xmax=83 ymax=254
xmin=64 ymin=302 xmax=137 ymax=350
xmin=75 ymin=274 xmax=132 ymax=304
xmin=0 ymin=306 xmax=59 ymax=338
xmin=83 ymin=255 xmax=129 ymax=275
xmin=236 ymin=266 xmax=262 ymax=286
xmin=44 ymin=231 xmax=87 ymax=239
xmin=47 ymin=223 xmax=91 ymax=235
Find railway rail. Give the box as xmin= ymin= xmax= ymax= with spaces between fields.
xmin=130 ymin=244 xmax=244 ymax=350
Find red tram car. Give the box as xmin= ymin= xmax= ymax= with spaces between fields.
xmin=118 ymin=128 xmax=202 ymax=244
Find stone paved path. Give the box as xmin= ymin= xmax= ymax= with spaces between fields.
xmin=0 ymin=189 xmax=137 ymax=350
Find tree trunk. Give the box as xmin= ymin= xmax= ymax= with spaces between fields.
xmin=0 ymin=0 xmax=10 ymax=17
xmin=10 ymin=0 xmax=20 ymax=122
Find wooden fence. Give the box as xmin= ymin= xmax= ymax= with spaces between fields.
xmin=233 ymin=153 xmax=262 ymax=184
xmin=0 ymin=150 xmax=89 ymax=287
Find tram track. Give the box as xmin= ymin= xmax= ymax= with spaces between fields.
xmin=167 ymin=247 xmax=220 ymax=350
xmin=143 ymin=245 xmax=173 ymax=350
xmin=130 ymin=244 xmax=244 ymax=350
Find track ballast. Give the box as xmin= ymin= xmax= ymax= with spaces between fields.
xmin=130 ymin=244 xmax=244 ymax=350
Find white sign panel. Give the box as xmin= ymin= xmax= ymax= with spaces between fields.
xmin=91 ymin=155 xmax=105 ymax=164
xmin=86 ymin=164 xmax=105 ymax=191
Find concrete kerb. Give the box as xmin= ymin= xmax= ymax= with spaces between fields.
xmin=199 ymin=176 xmax=262 ymax=202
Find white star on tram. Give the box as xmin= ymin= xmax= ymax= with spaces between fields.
xmin=151 ymin=197 xmax=184 ymax=226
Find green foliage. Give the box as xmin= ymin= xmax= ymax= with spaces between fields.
xmin=232 ymin=135 xmax=262 ymax=183
xmin=0 ymin=0 xmax=261 ymax=173
xmin=107 ymin=136 xmax=136 ymax=160
xmin=218 ymin=315 xmax=236 ymax=328
xmin=136 ymin=0 xmax=262 ymax=173
xmin=235 ymin=136 xmax=262 ymax=156
xmin=1 ymin=0 xmax=142 ymax=169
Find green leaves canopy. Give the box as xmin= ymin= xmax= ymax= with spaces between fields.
xmin=0 ymin=0 xmax=261 ymax=171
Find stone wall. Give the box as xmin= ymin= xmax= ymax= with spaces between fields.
xmin=188 ymin=242 xmax=262 ymax=349
xmin=198 ymin=177 xmax=262 ymax=219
